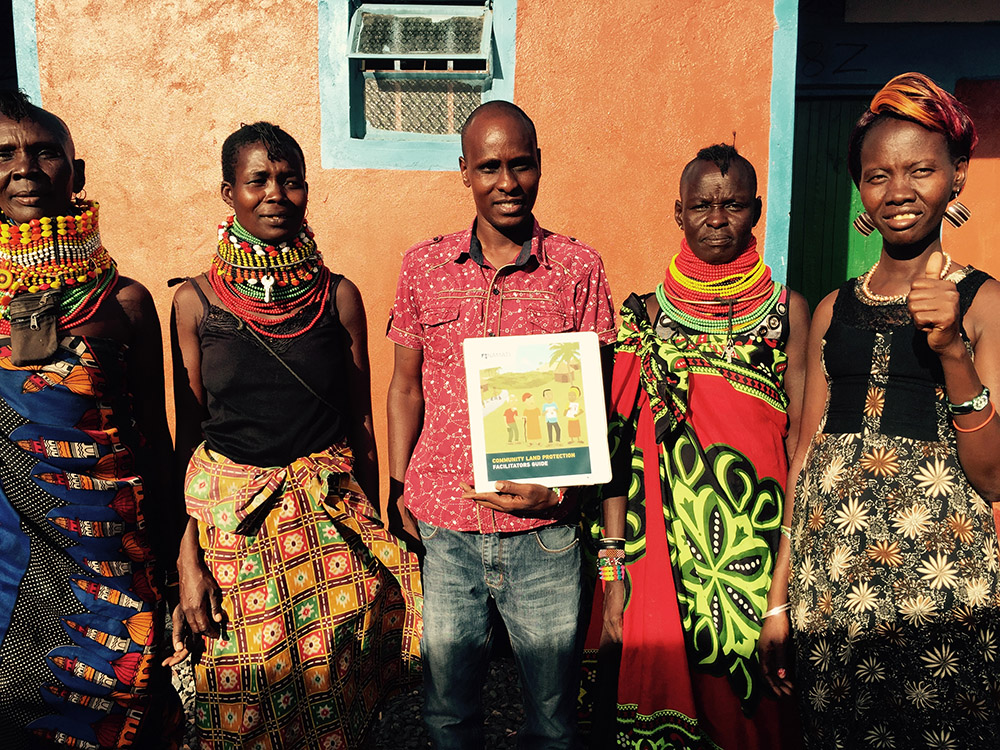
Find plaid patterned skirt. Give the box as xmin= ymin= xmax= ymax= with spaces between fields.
xmin=184 ymin=442 xmax=422 ymax=749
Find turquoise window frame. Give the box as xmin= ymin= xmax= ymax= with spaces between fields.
xmin=763 ymin=0 xmax=797 ymax=283
xmin=318 ymin=0 xmax=518 ymax=171
xmin=12 ymin=0 xmax=41 ymax=103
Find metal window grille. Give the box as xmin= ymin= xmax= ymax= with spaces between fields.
xmin=348 ymin=3 xmax=493 ymax=137
xmin=355 ymin=11 xmax=484 ymax=55
xmin=363 ymin=78 xmax=481 ymax=134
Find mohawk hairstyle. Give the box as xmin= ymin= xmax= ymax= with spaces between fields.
xmin=221 ymin=122 xmax=305 ymax=184
xmin=681 ymin=143 xmax=757 ymax=195
xmin=847 ymin=72 xmax=978 ymax=185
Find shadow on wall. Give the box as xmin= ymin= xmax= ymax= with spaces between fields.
xmin=958 ymin=79 xmax=1000 ymax=158
xmin=951 ymin=79 xmax=1000 ymax=279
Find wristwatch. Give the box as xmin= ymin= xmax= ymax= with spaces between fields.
xmin=947 ymin=386 xmax=991 ymax=415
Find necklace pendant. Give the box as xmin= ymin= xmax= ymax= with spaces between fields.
xmin=261 ymin=275 xmax=275 ymax=303
xmin=724 ymin=339 xmax=735 ymax=363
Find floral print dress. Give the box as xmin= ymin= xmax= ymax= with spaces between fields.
xmin=789 ymin=270 xmax=1000 ymax=749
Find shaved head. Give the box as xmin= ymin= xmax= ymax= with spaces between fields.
xmin=460 ymin=100 xmax=537 ymax=157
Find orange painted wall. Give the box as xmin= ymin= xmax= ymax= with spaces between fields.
xmin=31 ymin=0 xmax=777 ymax=493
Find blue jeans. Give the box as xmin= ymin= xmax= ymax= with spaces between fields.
xmin=418 ymin=519 xmax=582 ymax=749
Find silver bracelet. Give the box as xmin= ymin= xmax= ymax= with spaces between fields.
xmin=947 ymin=385 xmax=991 ymax=415
xmin=762 ymin=603 xmax=791 ymax=619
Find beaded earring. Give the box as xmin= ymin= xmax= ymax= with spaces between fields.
xmin=944 ymin=201 xmax=971 ymax=228
xmin=853 ymin=212 xmax=876 ymax=237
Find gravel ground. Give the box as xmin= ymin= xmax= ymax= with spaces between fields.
xmin=371 ymin=658 xmax=523 ymax=749
xmin=171 ymin=657 xmax=524 ymax=749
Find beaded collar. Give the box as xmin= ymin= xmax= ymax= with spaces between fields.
xmin=657 ymin=237 xmax=780 ymax=361
xmin=658 ymin=239 xmax=778 ymax=330
xmin=208 ymin=216 xmax=331 ymax=339
xmin=211 ymin=217 xmax=322 ymax=303
xmin=0 ymin=201 xmax=118 ymax=332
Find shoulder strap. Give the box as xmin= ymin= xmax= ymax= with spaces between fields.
xmin=189 ymin=276 xmax=212 ymax=316
xmin=640 ymin=292 xmax=658 ymax=328
xmin=623 ymin=292 xmax=653 ymax=327
xmin=167 ymin=275 xmax=211 ymax=316
xmin=327 ymin=272 xmax=344 ymax=325
xmin=770 ymin=283 xmax=791 ymax=347
xmin=829 ymin=278 xmax=856 ymax=323
xmin=957 ymin=268 xmax=991 ymax=316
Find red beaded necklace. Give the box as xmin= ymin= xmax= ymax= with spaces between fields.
xmin=208 ymin=217 xmax=332 ymax=339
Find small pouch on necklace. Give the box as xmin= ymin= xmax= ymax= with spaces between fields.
xmin=8 ymin=290 xmax=60 ymax=365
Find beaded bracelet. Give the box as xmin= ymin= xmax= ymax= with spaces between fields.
xmin=780 ymin=525 xmax=791 ymax=540
xmin=762 ymin=603 xmax=791 ymax=619
xmin=597 ymin=538 xmax=626 ymax=582
xmin=598 ymin=557 xmax=625 ymax=582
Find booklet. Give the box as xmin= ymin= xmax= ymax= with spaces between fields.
xmin=463 ymin=331 xmax=612 ymax=492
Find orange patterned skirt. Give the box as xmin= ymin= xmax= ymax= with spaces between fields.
xmin=184 ymin=441 xmax=422 ymax=750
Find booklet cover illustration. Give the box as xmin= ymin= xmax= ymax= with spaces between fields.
xmin=464 ymin=331 xmax=612 ymax=492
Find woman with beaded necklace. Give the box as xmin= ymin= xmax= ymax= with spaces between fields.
xmin=581 ymin=144 xmax=809 ymax=749
xmin=168 ymin=122 xmax=421 ymax=749
xmin=0 ymin=91 xmax=182 ymax=748
xmin=761 ymin=73 xmax=1000 ymax=746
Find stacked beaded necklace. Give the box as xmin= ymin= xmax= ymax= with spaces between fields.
xmin=208 ymin=215 xmax=331 ymax=338
xmin=0 ymin=201 xmax=118 ymax=334
xmin=657 ymin=237 xmax=780 ymax=353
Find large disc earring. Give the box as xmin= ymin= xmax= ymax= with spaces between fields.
xmin=944 ymin=201 xmax=971 ymax=228
xmin=853 ymin=212 xmax=876 ymax=237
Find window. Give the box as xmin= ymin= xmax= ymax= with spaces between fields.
xmin=348 ymin=4 xmax=492 ymax=138
xmin=319 ymin=0 xmax=518 ymax=170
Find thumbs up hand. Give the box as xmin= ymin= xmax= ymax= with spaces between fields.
xmin=924 ymin=250 xmax=944 ymax=279
xmin=909 ymin=250 xmax=962 ymax=357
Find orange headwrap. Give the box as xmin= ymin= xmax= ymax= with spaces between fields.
xmin=847 ymin=72 xmax=978 ymax=184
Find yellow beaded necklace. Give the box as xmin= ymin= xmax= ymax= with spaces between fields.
xmin=0 ymin=202 xmax=113 ymax=307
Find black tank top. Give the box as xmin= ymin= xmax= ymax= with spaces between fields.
xmin=191 ymin=275 xmax=349 ymax=467
xmin=823 ymin=268 xmax=991 ymax=441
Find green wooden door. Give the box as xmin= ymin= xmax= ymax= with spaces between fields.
xmin=787 ymin=97 xmax=882 ymax=308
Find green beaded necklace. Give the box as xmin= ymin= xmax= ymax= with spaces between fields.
xmin=218 ymin=218 xmax=321 ymax=304
xmin=655 ymin=282 xmax=781 ymax=335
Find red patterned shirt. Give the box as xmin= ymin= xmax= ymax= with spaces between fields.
xmin=388 ymin=220 xmax=616 ymax=533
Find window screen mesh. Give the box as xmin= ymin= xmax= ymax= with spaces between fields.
xmin=356 ymin=12 xmax=485 ymax=55
xmin=364 ymin=77 xmax=480 ymax=134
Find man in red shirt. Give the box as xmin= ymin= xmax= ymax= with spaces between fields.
xmin=387 ymin=101 xmax=615 ymax=748
xmin=503 ymin=403 xmax=520 ymax=445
